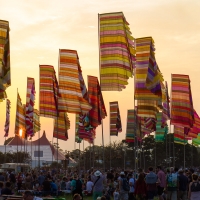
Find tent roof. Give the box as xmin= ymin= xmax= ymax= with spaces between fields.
xmin=7 ymin=132 xmax=65 ymax=160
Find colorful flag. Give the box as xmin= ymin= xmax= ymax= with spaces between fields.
xmin=192 ymin=134 xmax=200 ymax=146
xmin=135 ymin=37 xmax=162 ymax=100
xmin=33 ymin=109 xmax=40 ymax=134
xmin=39 ymin=65 xmax=59 ymax=118
xmin=99 ymin=12 xmax=135 ymax=91
xmin=88 ymin=75 xmax=107 ymax=128
xmin=188 ymin=110 xmax=200 ymax=138
xmin=125 ymin=109 xmax=135 ymax=142
xmin=75 ymin=114 xmax=95 ymax=143
xmin=110 ymin=101 xmax=122 ymax=136
xmin=25 ymin=77 xmax=35 ymax=137
xmin=137 ymin=100 xmax=159 ymax=119
xmin=174 ymin=126 xmax=187 ymax=145
xmin=171 ymin=74 xmax=194 ymax=128
xmin=4 ymin=99 xmax=11 ymax=137
xmin=58 ymin=49 xmax=92 ymax=114
xmin=162 ymin=81 xmax=170 ymax=125
xmin=75 ymin=114 xmax=82 ymax=143
xmin=155 ymin=112 xmax=166 ymax=142
xmin=15 ymin=93 xmax=26 ymax=137
xmin=0 ymin=20 xmax=11 ymax=102
xmin=53 ymin=112 xmax=70 ymax=141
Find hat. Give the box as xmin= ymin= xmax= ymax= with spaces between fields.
xmin=96 ymin=197 xmax=101 ymax=200
xmin=94 ymin=170 xmax=102 ymax=177
xmin=120 ymin=171 xmax=125 ymax=175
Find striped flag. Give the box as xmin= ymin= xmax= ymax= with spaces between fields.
xmin=174 ymin=126 xmax=187 ymax=145
xmin=99 ymin=12 xmax=135 ymax=91
xmin=125 ymin=109 xmax=135 ymax=142
xmin=0 ymin=20 xmax=11 ymax=102
xmin=171 ymin=74 xmax=194 ymax=128
xmin=58 ymin=49 xmax=92 ymax=114
xmin=15 ymin=93 xmax=26 ymax=137
xmin=53 ymin=112 xmax=70 ymax=141
xmin=33 ymin=109 xmax=40 ymax=134
xmin=88 ymin=75 xmax=107 ymax=128
xmin=26 ymin=77 xmax=35 ymax=137
xmin=4 ymin=99 xmax=11 ymax=137
xmin=188 ymin=110 xmax=200 ymax=138
xmin=155 ymin=112 xmax=166 ymax=142
xmin=110 ymin=101 xmax=122 ymax=136
xmin=39 ymin=65 xmax=59 ymax=118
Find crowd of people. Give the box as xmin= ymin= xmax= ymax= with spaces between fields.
xmin=0 ymin=166 xmax=199 ymax=200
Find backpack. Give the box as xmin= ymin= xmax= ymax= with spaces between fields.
xmin=76 ymin=179 xmax=82 ymax=191
xmin=61 ymin=181 xmax=66 ymax=190
xmin=122 ymin=178 xmax=130 ymax=191
xmin=167 ymin=173 xmax=178 ymax=187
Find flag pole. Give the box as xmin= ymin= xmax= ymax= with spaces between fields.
xmin=184 ymin=134 xmax=186 ymax=169
xmin=16 ymin=88 xmax=19 ymax=168
xmin=38 ymin=66 xmax=41 ymax=170
xmin=98 ymin=13 xmax=105 ymax=172
xmin=4 ymin=136 xmax=6 ymax=163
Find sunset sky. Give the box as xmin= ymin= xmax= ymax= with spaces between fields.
xmin=0 ymin=0 xmax=200 ymax=152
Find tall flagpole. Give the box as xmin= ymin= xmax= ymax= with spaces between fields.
xmin=16 ymin=89 xmax=19 ymax=168
xmin=184 ymin=134 xmax=186 ymax=169
xmin=98 ymin=13 xmax=105 ymax=172
xmin=38 ymin=66 xmax=41 ymax=169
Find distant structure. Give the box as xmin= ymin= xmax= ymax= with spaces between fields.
xmin=0 ymin=131 xmax=76 ymax=168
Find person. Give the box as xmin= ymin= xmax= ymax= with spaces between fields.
xmin=0 ymin=173 xmax=5 ymax=182
xmin=42 ymin=177 xmax=51 ymax=196
xmin=17 ymin=172 xmax=23 ymax=191
xmin=156 ymin=166 xmax=166 ymax=200
xmin=91 ymin=170 xmax=106 ymax=200
xmin=38 ymin=173 xmax=45 ymax=186
xmin=113 ymin=187 xmax=120 ymax=200
xmin=118 ymin=171 xmax=129 ymax=200
xmin=134 ymin=173 xmax=147 ymax=200
xmin=178 ymin=169 xmax=188 ymax=200
xmin=25 ymin=173 xmax=32 ymax=190
xmin=128 ymin=173 xmax=135 ymax=200
xmin=50 ymin=179 xmax=58 ymax=195
xmin=71 ymin=174 xmax=83 ymax=199
xmin=145 ymin=167 xmax=158 ymax=200
xmin=86 ymin=176 xmax=94 ymax=194
xmin=23 ymin=190 xmax=43 ymax=200
xmin=61 ymin=177 xmax=67 ymax=190
xmin=1 ymin=182 xmax=12 ymax=195
xmin=188 ymin=173 xmax=200 ymax=200
xmin=73 ymin=193 xmax=82 ymax=200
xmin=0 ymin=181 xmax=4 ymax=195
xmin=166 ymin=167 xmax=178 ymax=200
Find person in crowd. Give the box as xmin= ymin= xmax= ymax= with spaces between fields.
xmin=166 ymin=167 xmax=179 ymax=200
xmin=118 ymin=171 xmax=129 ymax=200
xmin=134 ymin=173 xmax=147 ymax=200
xmin=1 ymin=182 xmax=12 ymax=195
xmin=128 ymin=173 xmax=135 ymax=200
xmin=0 ymin=173 xmax=5 ymax=182
xmin=86 ymin=176 xmax=94 ymax=195
xmin=91 ymin=170 xmax=106 ymax=200
xmin=145 ymin=167 xmax=158 ymax=200
xmin=0 ymin=181 xmax=4 ymax=195
xmin=188 ymin=173 xmax=200 ymax=200
xmin=38 ymin=173 xmax=45 ymax=186
xmin=23 ymin=190 xmax=43 ymax=200
xmin=113 ymin=187 xmax=120 ymax=200
xmin=71 ymin=174 xmax=83 ymax=199
xmin=25 ymin=173 xmax=32 ymax=190
xmin=73 ymin=193 xmax=82 ymax=200
xmin=178 ymin=169 xmax=188 ymax=200
xmin=42 ymin=177 xmax=51 ymax=196
xmin=156 ymin=166 xmax=166 ymax=200
xmin=61 ymin=177 xmax=67 ymax=190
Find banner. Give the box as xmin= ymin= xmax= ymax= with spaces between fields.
xmin=58 ymin=49 xmax=91 ymax=114
xmin=33 ymin=109 xmax=40 ymax=134
xmin=99 ymin=12 xmax=135 ymax=91
xmin=174 ymin=126 xmax=188 ymax=145
xmin=110 ymin=101 xmax=122 ymax=136
xmin=155 ymin=112 xmax=167 ymax=142
xmin=15 ymin=93 xmax=26 ymax=137
xmin=0 ymin=20 xmax=11 ymax=102
xmin=125 ymin=109 xmax=135 ymax=142
xmin=39 ymin=65 xmax=58 ymax=118
xmin=25 ymin=77 xmax=35 ymax=136
xmin=171 ymin=74 xmax=194 ymax=128
xmin=88 ymin=75 xmax=107 ymax=128
xmin=53 ymin=112 xmax=70 ymax=141
xmin=4 ymin=99 xmax=11 ymax=137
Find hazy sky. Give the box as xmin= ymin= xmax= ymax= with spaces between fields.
xmin=0 ymin=0 xmax=200 ymax=152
